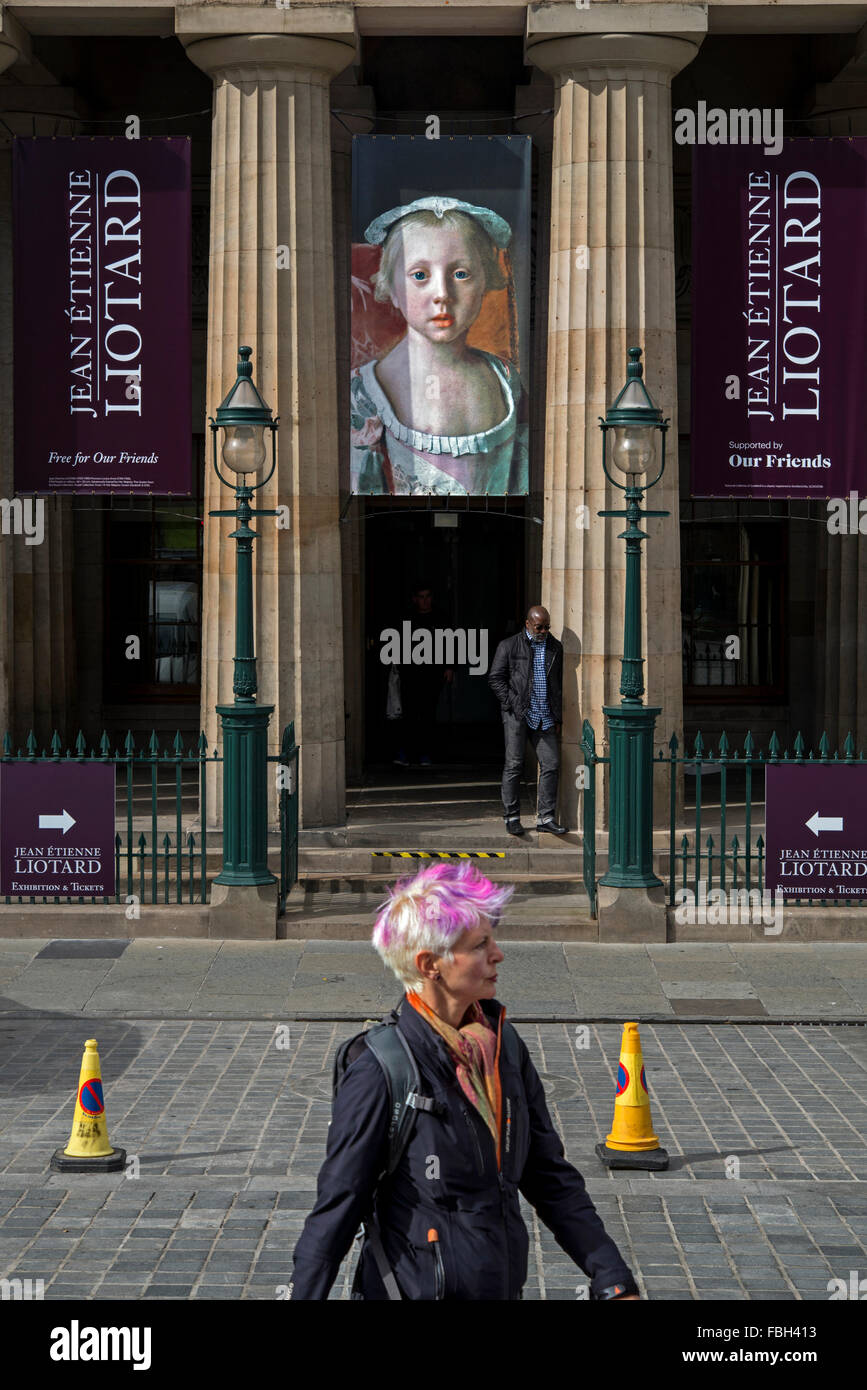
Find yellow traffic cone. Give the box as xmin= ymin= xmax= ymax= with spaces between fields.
xmin=595 ymin=1022 xmax=669 ymax=1171
xmin=50 ymin=1038 xmax=126 ymax=1173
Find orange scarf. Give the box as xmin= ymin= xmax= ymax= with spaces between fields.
xmin=407 ymin=991 xmax=504 ymax=1167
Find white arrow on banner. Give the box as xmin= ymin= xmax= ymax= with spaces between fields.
xmin=805 ymin=811 xmax=844 ymax=837
xmin=38 ymin=810 xmax=76 ymax=835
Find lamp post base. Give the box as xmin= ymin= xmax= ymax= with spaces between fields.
xmin=216 ymin=702 xmax=278 ymax=887
xmin=599 ymin=702 xmax=663 ymax=888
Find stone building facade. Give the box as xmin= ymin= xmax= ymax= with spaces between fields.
xmin=1 ymin=0 xmax=865 ymax=834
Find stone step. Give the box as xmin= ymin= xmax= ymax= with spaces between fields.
xmin=296 ymin=843 xmax=672 ymax=877
xmin=281 ymin=889 xmax=596 ymax=940
xmin=296 ymin=873 xmax=586 ymax=896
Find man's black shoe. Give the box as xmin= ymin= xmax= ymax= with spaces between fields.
xmin=536 ymin=819 xmax=568 ymax=836
xmin=505 ymin=818 xmax=525 ymax=836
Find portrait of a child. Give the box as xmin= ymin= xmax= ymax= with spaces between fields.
xmin=350 ymin=195 xmax=529 ymax=495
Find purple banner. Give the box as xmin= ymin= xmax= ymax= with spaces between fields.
xmin=691 ymin=139 xmax=867 ymax=498
xmin=0 ymin=763 xmax=116 ymax=898
xmin=765 ymin=764 xmax=867 ymax=898
xmin=13 ymin=137 xmax=191 ymax=495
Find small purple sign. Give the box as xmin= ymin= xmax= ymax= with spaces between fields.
xmin=0 ymin=764 xmax=116 ymax=897
xmin=692 ymin=139 xmax=867 ymax=499
xmin=13 ymin=137 xmax=191 ymax=495
xmin=765 ymin=764 xmax=867 ymax=898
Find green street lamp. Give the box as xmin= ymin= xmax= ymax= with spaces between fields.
xmin=209 ymin=345 xmax=279 ymax=887
xmin=597 ymin=346 xmax=670 ymax=888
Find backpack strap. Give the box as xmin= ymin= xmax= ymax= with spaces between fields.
xmin=346 ymin=1006 xmax=438 ymax=1301
xmin=363 ymin=1023 xmax=426 ymax=1176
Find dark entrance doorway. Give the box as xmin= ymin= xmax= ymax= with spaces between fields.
xmin=364 ymin=502 xmax=530 ymax=771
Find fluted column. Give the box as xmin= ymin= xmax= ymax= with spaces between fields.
xmin=183 ymin=31 xmax=356 ymax=828
xmin=528 ymin=31 xmax=701 ymax=830
xmin=0 ymin=34 xmax=77 ymax=744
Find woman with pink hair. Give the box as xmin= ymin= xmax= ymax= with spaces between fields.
xmin=290 ymin=861 xmax=639 ymax=1301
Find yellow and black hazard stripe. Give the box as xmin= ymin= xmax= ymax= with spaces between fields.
xmin=371 ymin=851 xmax=506 ymax=860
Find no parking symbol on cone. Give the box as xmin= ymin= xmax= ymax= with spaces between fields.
xmin=50 ymin=1038 xmax=126 ymax=1173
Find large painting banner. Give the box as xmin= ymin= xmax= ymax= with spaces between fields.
xmin=350 ymin=134 xmax=531 ymax=496
xmin=691 ymin=138 xmax=867 ymax=499
xmin=13 ymin=137 xmax=191 ymax=495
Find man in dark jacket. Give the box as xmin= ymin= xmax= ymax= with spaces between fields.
xmin=289 ymin=993 xmax=638 ymax=1301
xmin=488 ymin=604 xmax=567 ymax=836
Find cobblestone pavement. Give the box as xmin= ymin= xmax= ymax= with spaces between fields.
xmin=0 ymin=1018 xmax=865 ymax=1300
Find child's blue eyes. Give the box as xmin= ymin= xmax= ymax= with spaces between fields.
xmin=409 ymin=270 xmax=471 ymax=281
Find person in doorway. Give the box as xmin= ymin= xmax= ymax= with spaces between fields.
xmin=289 ymin=861 xmax=640 ymax=1301
xmin=488 ymin=605 xmax=567 ymax=836
xmin=392 ymin=579 xmax=453 ymax=768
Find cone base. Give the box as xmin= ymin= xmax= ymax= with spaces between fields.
xmin=50 ymin=1147 xmax=126 ymax=1173
xmin=596 ymin=1141 xmax=669 ymax=1171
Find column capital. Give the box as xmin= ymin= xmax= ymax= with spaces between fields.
xmin=0 ymin=5 xmax=32 ymax=76
xmin=181 ymin=31 xmax=358 ymax=83
xmin=527 ymin=31 xmax=701 ymax=82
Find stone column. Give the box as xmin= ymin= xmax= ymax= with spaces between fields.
xmin=181 ymin=28 xmax=357 ymax=829
xmin=527 ymin=24 xmax=703 ymax=841
xmin=0 ymin=20 xmax=77 ymax=745
xmin=332 ymin=80 xmax=375 ymax=782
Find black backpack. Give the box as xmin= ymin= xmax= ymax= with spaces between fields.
xmin=332 ymin=997 xmax=521 ymax=1299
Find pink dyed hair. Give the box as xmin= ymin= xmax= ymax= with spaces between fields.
xmin=371 ymin=860 xmax=514 ymax=994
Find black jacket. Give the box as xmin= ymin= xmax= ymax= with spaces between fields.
xmin=488 ymin=630 xmax=563 ymax=723
xmin=290 ymin=997 xmax=637 ymax=1300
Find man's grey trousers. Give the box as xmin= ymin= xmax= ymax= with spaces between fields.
xmin=500 ymin=711 xmax=559 ymax=822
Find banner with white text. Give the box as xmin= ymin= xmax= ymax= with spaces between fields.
xmin=13 ymin=137 xmax=191 ymax=494
xmin=691 ymin=138 xmax=867 ymax=498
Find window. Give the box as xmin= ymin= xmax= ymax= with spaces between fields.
xmin=104 ymin=436 xmax=204 ymax=701
xmin=681 ymin=501 xmax=786 ymax=701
